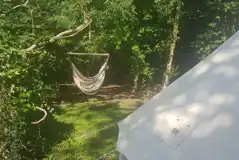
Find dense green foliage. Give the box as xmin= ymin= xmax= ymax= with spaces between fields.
xmin=0 ymin=0 xmax=238 ymax=159
xmin=191 ymin=1 xmax=239 ymax=59
xmin=0 ymin=88 xmax=24 ymax=159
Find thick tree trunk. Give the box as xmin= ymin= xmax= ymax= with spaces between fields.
xmin=162 ymin=4 xmax=182 ymax=89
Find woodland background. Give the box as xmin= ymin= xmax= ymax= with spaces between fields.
xmin=0 ymin=0 xmax=238 ymax=159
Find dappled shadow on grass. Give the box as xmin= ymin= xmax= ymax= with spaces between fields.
xmin=88 ymin=102 xmax=119 ymax=110
xmin=57 ymin=126 xmax=120 ymax=160
xmin=21 ymin=106 xmax=74 ymax=160
xmin=81 ymin=126 xmax=120 ymax=160
xmin=53 ymin=84 xmax=143 ymax=104
xmin=45 ymin=101 xmax=137 ymax=160
xmin=63 ymin=101 xmax=135 ymax=121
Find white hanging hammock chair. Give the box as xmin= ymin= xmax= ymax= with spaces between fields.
xmin=68 ymin=52 xmax=109 ymax=95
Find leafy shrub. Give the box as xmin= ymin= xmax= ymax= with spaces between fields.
xmin=0 ymin=88 xmax=25 ymax=160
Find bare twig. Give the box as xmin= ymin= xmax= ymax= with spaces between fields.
xmin=20 ymin=140 xmax=29 ymax=151
xmin=89 ymin=23 xmax=92 ymax=40
xmin=103 ymin=0 xmax=109 ymax=4
xmin=26 ymin=44 xmax=37 ymax=51
xmin=12 ymin=0 xmax=29 ymax=10
xmin=30 ymin=9 xmax=35 ymax=34
xmin=31 ymin=107 xmax=47 ymax=124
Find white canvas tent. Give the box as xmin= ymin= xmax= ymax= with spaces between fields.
xmin=116 ymin=30 xmax=239 ymax=160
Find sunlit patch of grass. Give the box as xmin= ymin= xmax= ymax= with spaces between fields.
xmin=44 ymin=99 xmax=139 ymax=160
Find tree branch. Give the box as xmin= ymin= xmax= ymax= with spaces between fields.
xmin=26 ymin=18 xmax=92 ymax=51
xmin=31 ymin=107 xmax=47 ymax=124
xmin=0 ymin=0 xmax=30 ymax=17
xmin=50 ymin=18 xmax=92 ymax=40
xmin=12 ymin=0 xmax=29 ymax=10
xmin=89 ymin=23 xmax=92 ymax=40
xmin=103 ymin=0 xmax=109 ymax=4
xmin=30 ymin=9 xmax=35 ymax=34
xmin=20 ymin=140 xmax=29 ymax=151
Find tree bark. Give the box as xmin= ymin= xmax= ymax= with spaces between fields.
xmin=162 ymin=4 xmax=182 ymax=89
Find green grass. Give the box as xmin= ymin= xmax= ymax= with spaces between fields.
xmin=43 ymin=99 xmax=138 ymax=160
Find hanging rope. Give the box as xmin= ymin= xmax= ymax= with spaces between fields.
xmin=68 ymin=52 xmax=109 ymax=95
xmin=75 ymin=123 xmax=116 ymax=140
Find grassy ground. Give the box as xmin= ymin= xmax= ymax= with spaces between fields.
xmin=43 ymin=99 xmax=140 ymax=160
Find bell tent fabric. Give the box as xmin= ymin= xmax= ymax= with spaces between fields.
xmin=116 ymin=30 xmax=239 ymax=160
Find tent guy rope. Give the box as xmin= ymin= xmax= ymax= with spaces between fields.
xmin=96 ymin=149 xmax=116 ymax=160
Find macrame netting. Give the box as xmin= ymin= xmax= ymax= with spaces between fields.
xmin=70 ymin=54 xmax=109 ymax=95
